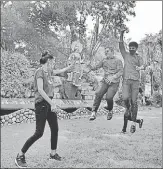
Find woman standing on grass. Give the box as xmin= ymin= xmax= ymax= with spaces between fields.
xmin=15 ymin=51 xmax=74 ymax=168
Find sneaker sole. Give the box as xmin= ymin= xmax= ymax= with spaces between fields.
xmin=89 ymin=117 xmax=96 ymax=121
xmin=107 ymin=116 xmax=112 ymax=120
xmin=15 ymin=159 xmax=27 ymax=168
xmin=49 ymin=157 xmax=61 ymax=161
xmin=120 ymin=132 xmax=126 ymax=134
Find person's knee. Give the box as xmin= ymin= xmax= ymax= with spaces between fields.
xmin=56 ymin=127 xmax=59 ymax=133
xmin=34 ymin=131 xmax=44 ymax=139
xmin=131 ymin=100 xmax=138 ymax=106
xmin=106 ymin=99 xmax=113 ymax=103
xmin=123 ymin=99 xmax=130 ymax=109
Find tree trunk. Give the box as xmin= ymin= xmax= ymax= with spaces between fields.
xmin=79 ymin=2 xmax=86 ymax=42
xmin=90 ymin=15 xmax=100 ymax=59
xmin=69 ymin=24 xmax=77 ymax=46
xmin=150 ymin=71 xmax=153 ymax=95
xmin=95 ymin=16 xmax=99 ymax=44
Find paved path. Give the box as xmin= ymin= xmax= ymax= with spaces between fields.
xmin=1 ymin=107 xmax=162 ymax=168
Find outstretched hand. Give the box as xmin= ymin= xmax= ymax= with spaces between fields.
xmin=51 ymin=103 xmax=57 ymax=112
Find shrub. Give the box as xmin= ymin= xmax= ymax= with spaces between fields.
xmin=1 ymin=50 xmax=35 ymax=98
xmin=150 ymin=92 xmax=162 ymax=107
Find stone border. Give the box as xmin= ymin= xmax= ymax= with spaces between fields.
xmin=0 ymin=105 xmax=125 ymax=127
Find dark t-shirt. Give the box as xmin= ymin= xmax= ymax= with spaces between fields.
xmin=34 ymin=67 xmax=53 ymax=104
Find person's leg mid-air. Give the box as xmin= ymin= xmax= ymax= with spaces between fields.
xmin=105 ymin=82 xmax=119 ymax=120
xmin=88 ymin=46 xmax=123 ymax=121
xmin=89 ymin=81 xmax=109 ymax=121
xmin=121 ymin=80 xmax=143 ymax=133
xmin=130 ymin=80 xmax=143 ymax=133
xmin=122 ymin=80 xmax=131 ymax=133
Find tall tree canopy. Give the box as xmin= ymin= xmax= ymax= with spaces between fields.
xmin=1 ymin=1 xmax=136 ymax=61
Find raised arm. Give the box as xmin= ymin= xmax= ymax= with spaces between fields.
xmin=119 ymin=30 xmax=127 ymax=58
xmin=52 ymin=61 xmax=75 ymax=75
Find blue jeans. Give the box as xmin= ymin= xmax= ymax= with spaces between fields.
xmin=21 ymin=100 xmax=58 ymax=153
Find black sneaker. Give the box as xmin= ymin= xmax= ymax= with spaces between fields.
xmin=139 ymin=119 xmax=143 ymax=128
xmin=89 ymin=112 xmax=96 ymax=121
xmin=107 ymin=110 xmax=113 ymax=120
xmin=50 ymin=153 xmax=61 ymax=161
xmin=120 ymin=129 xmax=126 ymax=134
xmin=15 ymin=153 xmax=27 ymax=168
xmin=130 ymin=125 xmax=136 ymax=133
xmin=89 ymin=115 xmax=96 ymax=121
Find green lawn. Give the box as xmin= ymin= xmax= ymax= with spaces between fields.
xmin=1 ymin=107 xmax=162 ymax=168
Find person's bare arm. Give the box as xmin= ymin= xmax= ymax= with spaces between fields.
xmin=37 ymin=78 xmax=53 ymax=105
xmin=53 ymin=63 xmax=74 ymax=75
xmin=119 ymin=30 xmax=127 ymax=58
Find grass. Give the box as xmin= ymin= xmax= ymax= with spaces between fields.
xmin=1 ymin=107 xmax=162 ymax=168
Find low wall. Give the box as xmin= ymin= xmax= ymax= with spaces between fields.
xmin=0 ymin=104 xmax=125 ymax=127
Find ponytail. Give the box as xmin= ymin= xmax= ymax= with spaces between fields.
xmin=40 ymin=51 xmax=53 ymax=64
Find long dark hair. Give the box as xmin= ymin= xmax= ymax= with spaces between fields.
xmin=40 ymin=51 xmax=53 ymax=64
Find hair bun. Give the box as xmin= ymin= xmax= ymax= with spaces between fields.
xmin=42 ymin=51 xmax=48 ymax=57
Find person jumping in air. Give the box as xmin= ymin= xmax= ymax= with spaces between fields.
xmin=87 ymin=47 xmax=123 ymax=121
xmin=119 ymin=29 xmax=144 ymax=134
xmin=15 ymin=51 xmax=74 ymax=168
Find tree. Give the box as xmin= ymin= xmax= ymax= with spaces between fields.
xmin=138 ymin=31 xmax=162 ymax=95
xmin=1 ymin=1 xmax=70 ymax=61
xmin=1 ymin=50 xmax=34 ymax=98
xmin=85 ymin=1 xmax=136 ymax=59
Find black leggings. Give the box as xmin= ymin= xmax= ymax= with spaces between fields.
xmin=21 ymin=100 xmax=58 ymax=153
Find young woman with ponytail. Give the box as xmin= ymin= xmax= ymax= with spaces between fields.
xmin=15 ymin=51 xmax=74 ymax=168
